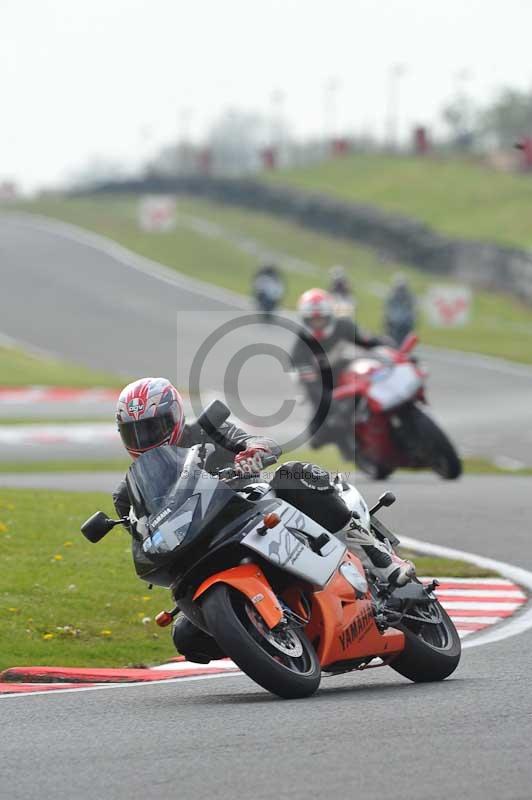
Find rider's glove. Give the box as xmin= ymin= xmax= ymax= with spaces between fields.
xmin=234 ymin=446 xmax=271 ymax=477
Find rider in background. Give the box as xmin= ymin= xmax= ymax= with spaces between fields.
xmin=328 ymin=265 xmax=354 ymax=318
xmin=383 ymin=274 xmax=417 ymax=346
xmin=252 ymin=262 xmax=284 ymax=320
xmin=112 ymin=376 xmax=414 ymax=663
xmin=292 ymin=288 xmax=389 ymax=457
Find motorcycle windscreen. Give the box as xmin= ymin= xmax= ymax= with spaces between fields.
xmin=126 ymin=445 xmax=244 ymax=556
xmin=367 ymin=363 xmax=422 ymax=411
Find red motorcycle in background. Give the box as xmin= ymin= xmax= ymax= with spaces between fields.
xmin=332 ymin=334 xmax=462 ymax=480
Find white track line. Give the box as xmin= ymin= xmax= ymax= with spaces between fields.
xmin=401 ymin=535 xmax=532 ymax=649
xmin=0 ymin=670 xmax=244 ymax=700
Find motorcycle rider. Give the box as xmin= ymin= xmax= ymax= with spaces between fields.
xmin=112 ymin=377 xmax=414 ymax=663
xmin=252 ymin=262 xmax=284 ymax=319
xmin=328 ymin=265 xmax=351 ymax=299
xmin=328 ymin=265 xmax=355 ymax=318
xmin=383 ymin=274 xmax=417 ymax=346
xmin=292 ymin=288 xmax=389 ymax=458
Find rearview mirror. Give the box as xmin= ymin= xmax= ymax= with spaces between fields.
xmin=81 ymin=511 xmax=119 ymax=543
xmin=197 ymin=399 xmax=231 ymax=436
xmin=369 ymin=491 xmax=396 ymax=516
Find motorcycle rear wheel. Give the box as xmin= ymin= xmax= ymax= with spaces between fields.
xmin=391 ymin=600 xmax=461 ymax=682
xmin=201 ymin=584 xmax=321 ymax=699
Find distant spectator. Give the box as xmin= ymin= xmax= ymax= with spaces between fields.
xmin=384 ymin=274 xmax=417 ymax=345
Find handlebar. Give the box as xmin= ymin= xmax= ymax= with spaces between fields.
xmin=218 ymin=452 xmax=278 ymax=482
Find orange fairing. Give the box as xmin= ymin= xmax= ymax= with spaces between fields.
xmin=305 ymin=553 xmax=405 ymax=667
xmin=193 ymin=564 xmax=283 ymax=630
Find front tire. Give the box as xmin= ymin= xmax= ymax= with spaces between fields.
xmin=400 ymin=406 xmax=462 ymax=480
xmin=391 ymin=600 xmax=461 ymax=682
xmin=355 ymin=449 xmax=394 ymax=481
xmin=201 ymin=584 xmax=321 ymax=699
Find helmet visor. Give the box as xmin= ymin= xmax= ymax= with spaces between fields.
xmin=305 ymin=314 xmax=331 ymax=333
xmin=119 ymin=413 xmax=177 ymax=453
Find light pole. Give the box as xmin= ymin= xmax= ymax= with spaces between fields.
xmin=386 ymin=63 xmax=407 ymax=151
xmin=323 ymin=76 xmax=341 ymax=146
xmin=270 ymin=88 xmax=286 ymax=149
xmin=178 ymin=106 xmax=194 ymax=146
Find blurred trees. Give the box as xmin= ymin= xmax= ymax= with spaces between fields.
xmin=479 ymin=88 xmax=532 ymax=147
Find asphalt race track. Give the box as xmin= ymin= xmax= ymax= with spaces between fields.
xmin=1 ymin=474 xmax=531 ymax=800
xmin=2 ymin=213 xmax=532 ymax=465
xmin=1 ymin=214 xmax=531 ymax=799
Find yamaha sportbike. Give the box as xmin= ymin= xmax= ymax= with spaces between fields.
xmin=332 ymin=334 xmax=462 ymax=480
xmin=81 ymin=401 xmax=461 ymax=699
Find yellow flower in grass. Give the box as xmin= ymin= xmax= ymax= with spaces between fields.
xmin=8 ymin=607 xmax=19 ymax=613
xmin=142 ymin=596 xmax=151 ymax=601
xmin=0 ymin=522 xmax=8 ymax=533
xmin=63 ymin=541 xmax=73 ymax=548
xmin=53 ymin=554 xmax=63 ymax=561
xmin=100 ymin=629 xmax=112 ymax=637
xmin=42 ymin=633 xmax=55 ymax=640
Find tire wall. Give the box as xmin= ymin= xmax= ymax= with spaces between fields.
xmin=82 ymin=175 xmax=532 ymax=304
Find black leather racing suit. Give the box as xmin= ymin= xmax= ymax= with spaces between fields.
xmin=291 ymin=318 xmax=387 ymax=452
xmin=112 ymin=415 xmax=351 ymax=663
xmin=111 ymin=417 xmax=280 ymax=520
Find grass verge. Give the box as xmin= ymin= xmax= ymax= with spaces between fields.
xmin=0 ymin=489 xmax=176 ymax=670
xmin=0 ymin=451 xmax=530 ymax=475
xmin=399 ymin=551 xmax=497 ymax=578
xmin=0 ymin=487 xmax=498 ymax=670
xmin=0 ymin=459 xmax=130 ymax=473
xmin=9 ymin=195 xmax=532 ymax=364
xmin=265 ymin=153 xmax=532 ymax=249
xmin=0 ymin=344 xmax=123 ymax=388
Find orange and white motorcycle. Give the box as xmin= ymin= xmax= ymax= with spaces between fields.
xmin=82 ymin=402 xmax=461 ymax=699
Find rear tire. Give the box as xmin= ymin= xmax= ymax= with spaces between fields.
xmin=391 ymin=601 xmax=461 ymax=682
xmin=400 ymin=406 xmax=462 ymax=480
xmin=201 ymin=584 xmax=321 ymax=699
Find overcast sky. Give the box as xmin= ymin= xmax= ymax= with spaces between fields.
xmin=2 ymin=0 xmax=532 ymax=191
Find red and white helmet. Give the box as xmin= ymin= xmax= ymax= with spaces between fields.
xmin=297 ymin=288 xmax=335 ymax=340
xmin=116 ymin=377 xmax=185 ymax=458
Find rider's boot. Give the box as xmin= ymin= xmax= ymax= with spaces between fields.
xmin=172 ymin=615 xmax=225 ymax=664
xmin=338 ymin=518 xmax=415 ymax=587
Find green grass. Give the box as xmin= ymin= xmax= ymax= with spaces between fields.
xmin=0 ymin=450 xmax=529 ymax=476
xmin=291 ymin=448 xmax=532 ymax=477
xmin=0 ymin=487 xmax=498 ymax=671
xmin=0 ymin=344 xmax=123 ymax=388
xmin=0 ymin=459 xmax=130 ymax=473
xmin=265 ymin=153 xmax=532 ymax=249
xmin=0 ymin=417 xmax=112 ymax=425
xmin=10 ymin=194 xmax=532 ymax=364
xmin=0 ymin=489 xmax=177 ymax=670
xmin=399 ymin=551 xmax=497 ymax=579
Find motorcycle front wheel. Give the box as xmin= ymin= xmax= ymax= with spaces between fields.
xmin=354 ymin=449 xmax=394 ymax=481
xmin=391 ymin=600 xmax=461 ymax=682
xmin=201 ymin=584 xmax=321 ymax=699
xmin=400 ymin=406 xmax=462 ymax=480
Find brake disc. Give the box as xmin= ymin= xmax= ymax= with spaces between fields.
xmin=245 ymin=606 xmax=304 ymax=657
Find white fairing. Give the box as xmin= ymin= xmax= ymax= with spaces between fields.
xmin=367 ymin=362 xmax=422 ymax=411
xmin=241 ymin=500 xmax=346 ymax=588
xmin=335 ymin=482 xmax=371 ymax=532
